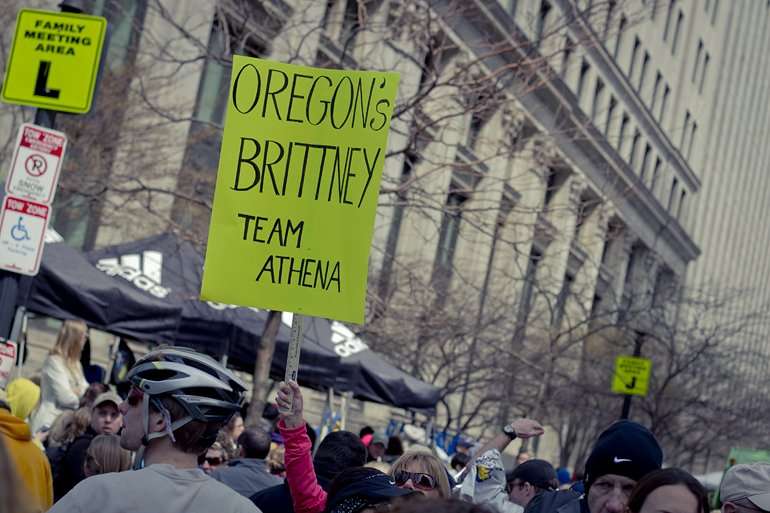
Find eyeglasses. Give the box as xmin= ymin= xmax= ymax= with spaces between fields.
xmin=127 ymin=385 xmax=144 ymax=407
xmin=393 ymin=470 xmax=437 ymax=490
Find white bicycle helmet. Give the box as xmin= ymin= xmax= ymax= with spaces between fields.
xmin=126 ymin=346 xmax=246 ymax=445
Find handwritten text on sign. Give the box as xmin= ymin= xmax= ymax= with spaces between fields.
xmin=200 ymin=57 xmax=399 ymax=324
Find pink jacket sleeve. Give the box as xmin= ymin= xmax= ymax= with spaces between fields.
xmin=279 ymin=420 xmax=327 ymax=513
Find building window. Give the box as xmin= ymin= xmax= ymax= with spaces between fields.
xmin=517 ymin=248 xmax=543 ymax=325
xmin=576 ymin=59 xmax=590 ymax=102
xmin=561 ymin=37 xmax=574 ymax=76
xmin=650 ymin=157 xmax=662 ymax=191
xmin=640 ymin=145 xmax=652 ymax=181
xmin=629 ymin=130 xmax=641 ymax=169
xmin=618 ymin=114 xmax=629 ymax=151
xmin=467 ymin=111 xmax=486 ymax=150
xmin=671 ymin=11 xmax=684 ymax=54
xmin=650 ymin=71 xmax=662 ymax=111
xmin=700 ymin=54 xmax=710 ymax=93
xmin=536 ymin=0 xmax=552 ymax=44
xmin=711 ymin=0 xmax=719 ymax=24
xmin=680 ymin=111 xmax=691 ymax=148
xmin=628 ymin=37 xmax=641 ymax=81
xmin=638 ymin=52 xmax=650 ymax=92
xmin=677 ymin=189 xmax=687 ymax=220
xmin=667 ymin=177 xmax=679 ymax=211
xmin=591 ymin=79 xmax=605 ymax=121
xmin=692 ymin=40 xmax=703 ymax=83
xmin=341 ymin=0 xmax=362 ymax=47
xmin=659 ymin=85 xmax=670 ymax=123
xmin=195 ymin=19 xmax=267 ymax=126
xmin=552 ymin=273 xmax=574 ymax=327
xmin=433 ymin=190 xmax=468 ymax=289
xmin=614 ymin=15 xmax=627 ymax=59
xmin=663 ymin=0 xmax=675 ymax=41
xmin=687 ymin=123 xmax=698 ymax=159
xmin=605 ymin=96 xmax=617 ymax=135
xmin=604 ymin=0 xmax=617 ymax=38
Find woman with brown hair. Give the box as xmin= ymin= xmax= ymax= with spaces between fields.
xmin=83 ymin=434 xmax=132 ymax=477
xmin=31 ymin=320 xmax=89 ymax=434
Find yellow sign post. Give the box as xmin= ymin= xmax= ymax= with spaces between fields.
xmin=200 ymin=56 xmax=399 ymax=324
xmin=1 ymin=9 xmax=107 ymax=114
xmin=611 ymin=355 xmax=652 ymax=396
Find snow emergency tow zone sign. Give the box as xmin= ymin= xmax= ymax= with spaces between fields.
xmin=6 ymin=123 xmax=67 ymax=203
xmin=0 ymin=9 xmax=107 ymax=114
xmin=0 ymin=197 xmax=50 ymax=276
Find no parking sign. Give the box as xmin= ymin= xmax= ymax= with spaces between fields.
xmin=5 ymin=123 xmax=67 ymax=203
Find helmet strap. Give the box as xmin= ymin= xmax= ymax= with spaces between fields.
xmin=141 ymin=393 xmax=193 ymax=445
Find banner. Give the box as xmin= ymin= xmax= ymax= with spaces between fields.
xmin=201 ymin=56 xmax=399 ymax=323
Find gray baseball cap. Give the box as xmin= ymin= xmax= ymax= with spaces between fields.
xmin=720 ymin=463 xmax=770 ymax=510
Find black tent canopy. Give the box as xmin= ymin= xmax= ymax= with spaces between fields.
xmin=26 ymin=232 xmax=440 ymax=409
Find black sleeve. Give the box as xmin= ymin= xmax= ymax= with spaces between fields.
xmin=250 ymin=482 xmax=295 ymax=513
xmin=55 ymin=437 xmax=90 ymax=501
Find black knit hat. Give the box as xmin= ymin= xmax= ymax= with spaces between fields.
xmin=584 ymin=421 xmax=663 ymax=490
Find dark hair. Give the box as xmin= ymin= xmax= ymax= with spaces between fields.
xmin=450 ymin=452 xmax=469 ymax=471
xmin=314 ymin=431 xmax=367 ymax=482
xmin=237 ymin=428 xmax=271 ymax=459
xmin=80 ymin=383 xmax=110 ymax=408
xmin=262 ymin=403 xmax=279 ymax=422
xmin=306 ymin=423 xmax=318 ymax=451
xmin=627 ymin=468 xmax=709 ymax=513
xmin=388 ymin=497 xmax=493 ymax=513
xmin=327 ymin=467 xmax=383 ymax=503
xmin=386 ymin=436 xmax=404 ymax=456
xmin=359 ymin=426 xmax=375 ymax=438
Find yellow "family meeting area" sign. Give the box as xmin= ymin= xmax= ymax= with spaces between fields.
xmin=201 ymin=56 xmax=399 ymax=324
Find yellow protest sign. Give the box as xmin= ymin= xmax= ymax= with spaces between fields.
xmin=200 ymin=56 xmax=399 ymax=324
xmin=611 ymin=355 xmax=652 ymax=396
xmin=1 ymin=9 xmax=106 ymax=114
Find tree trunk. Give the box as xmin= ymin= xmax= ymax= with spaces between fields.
xmin=246 ymin=310 xmax=282 ymax=428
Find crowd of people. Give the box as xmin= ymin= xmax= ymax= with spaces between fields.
xmin=1 ymin=319 xmax=769 ymax=513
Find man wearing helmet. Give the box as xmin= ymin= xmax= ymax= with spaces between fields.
xmin=49 ymin=347 xmax=261 ymax=513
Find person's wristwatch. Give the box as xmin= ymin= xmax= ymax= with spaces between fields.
xmin=503 ymin=424 xmax=517 ymax=440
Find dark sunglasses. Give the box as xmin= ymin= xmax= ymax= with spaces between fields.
xmin=127 ymin=385 xmax=144 ymax=407
xmin=197 ymin=454 xmax=223 ymax=466
xmin=393 ymin=470 xmax=437 ymax=490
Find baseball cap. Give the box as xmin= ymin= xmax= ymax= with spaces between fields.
xmin=584 ymin=420 xmax=662 ymax=489
xmin=507 ymin=459 xmax=558 ymax=491
xmin=92 ymin=391 xmax=122 ymax=410
xmin=720 ymin=463 xmax=770 ymax=510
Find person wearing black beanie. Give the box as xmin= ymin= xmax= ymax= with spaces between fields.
xmin=525 ymin=421 xmax=662 ymax=513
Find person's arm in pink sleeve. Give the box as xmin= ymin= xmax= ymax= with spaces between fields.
xmin=276 ymin=381 xmax=327 ymax=513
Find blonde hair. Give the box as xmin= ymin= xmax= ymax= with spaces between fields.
xmin=0 ymin=437 xmax=39 ymax=513
xmin=48 ymin=407 xmax=91 ymax=448
xmin=390 ymin=451 xmax=451 ymax=498
xmin=50 ymin=319 xmax=87 ymax=372
xmin=84 ymin=434 xmax=132 ymax=476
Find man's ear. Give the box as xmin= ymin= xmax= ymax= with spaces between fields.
xmin=722 ymin=503 xmax=736 ymax=513
xmin=148 ymin=410 xmax=166 ymax=434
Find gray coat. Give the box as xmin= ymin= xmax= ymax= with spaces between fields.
xmin=211 ymin=458 xmax=282 ymax=498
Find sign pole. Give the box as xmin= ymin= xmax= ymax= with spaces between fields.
xmin=279 ymin=313 xmax=305 ymax=413
xmin=619 ymin=331 xmax=645 ymax=420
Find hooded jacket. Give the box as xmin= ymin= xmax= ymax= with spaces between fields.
xmin=6 ymin=378 xmax=41 ymax=421
xmin=0 ymin=407 xmax=53 ymax=510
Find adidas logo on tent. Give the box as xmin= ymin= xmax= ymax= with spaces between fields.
xmin=96 ymin=251 xmax=171 ymax=299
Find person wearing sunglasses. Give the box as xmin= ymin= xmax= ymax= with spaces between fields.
xmin=390 ymin=451 xmax=451 ymax=498
xmin=199 ymin=441 xmax=227 ymax=474
xmin=49 ymin=346 xmax=260 ymax=513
